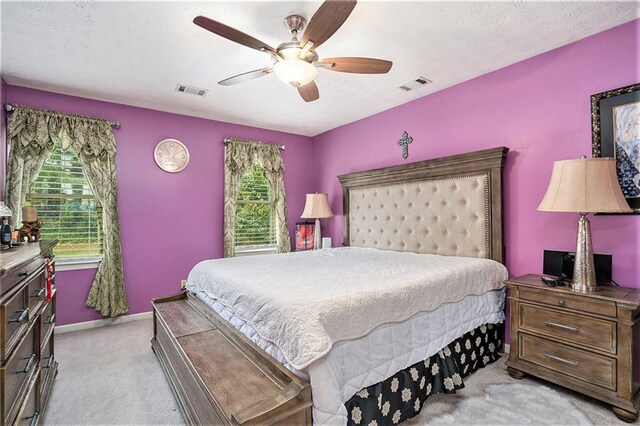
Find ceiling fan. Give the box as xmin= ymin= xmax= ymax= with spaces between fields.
xmin=193 ymin=0 xmax=392 ymax=103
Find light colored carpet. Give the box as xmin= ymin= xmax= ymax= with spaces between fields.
xmin=44 ymin=319 xmax=183 ymax=425
xmin=426 ymin=383 xmax=593 ymax=425
xmin=43 ymin=319 xmax=638 ymax=425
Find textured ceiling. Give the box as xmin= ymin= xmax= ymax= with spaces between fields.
xmin=1 ymin=1 xmax=638 ymax=136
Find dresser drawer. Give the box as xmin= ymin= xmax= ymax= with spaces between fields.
xmin=520 ymin=333 xmax=616 ymax=391
xmin=15 ymin=370 xmax=39 ymax=426
xmin=0 ymin=256 xmax=43 ymax=296
xmin=40 ymin=332 xmax=55 ymax=396
xmin=520 ymin=304 xmax=616 ymax=354
xmin=518 ymin=286 xmax=617 ymax=317
xmin=1 ymin=285 xmax=29 ymax=363
xmin=40 ymin=293 xmax=56 ymax=348
xmin=1 ymin=324 xmax=37 ymax=425
xmin=27 ymin=266 xmax=47 ymax=313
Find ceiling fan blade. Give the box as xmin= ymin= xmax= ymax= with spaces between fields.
xmin=298 ymin=81 xmax=320 ymax=102
xmin=301 ymin=0 xmax=357 ymax=49
xmin=319 ymin=57 xmax=392 ymax=74
xmin=194 ymin=16 xmax=276 ymax=54
xmin=218 ymin=67 xmax=273 ymax=86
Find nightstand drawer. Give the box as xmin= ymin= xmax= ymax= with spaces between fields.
xmin=520 ymin=304 xmax=616 ymax=354
xmin=520 ymin=333 xmax=616 ymax=391
xmin=518 ymin=287 xmax=616 ymax=317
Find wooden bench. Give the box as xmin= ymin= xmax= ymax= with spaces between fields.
xmin=152 ymin=291 xmax=312 ymax=425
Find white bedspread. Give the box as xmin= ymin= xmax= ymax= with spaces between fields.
xmin=192 ymin=288 xmax=505 ymax=425
xmin=186 ymin=247 xmax=508 ymax=370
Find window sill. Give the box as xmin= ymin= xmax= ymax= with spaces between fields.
xmin=234 ymin=246 xmax=277 ymax=257
xmin=56 ymin=257 xmax=103 ymax=271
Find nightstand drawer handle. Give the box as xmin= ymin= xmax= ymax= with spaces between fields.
xmin=544 ymin=320 xmax=580 ymax=333
xmin=544 ymin=352 xmax=580 ymax=367
xmin=557 ymin=300 xmax=565 ymax=307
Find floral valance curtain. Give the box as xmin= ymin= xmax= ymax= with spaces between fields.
xmin=223 ymin=138 xmax=291 ymax=257
xmin=6 ymin=106 xmax=128 ymax=317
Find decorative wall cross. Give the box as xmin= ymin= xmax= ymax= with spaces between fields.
xmin=397 ymin=131 xmax=413 ymax=159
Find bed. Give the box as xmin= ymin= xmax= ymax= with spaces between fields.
xmin=152 ymin=146 xmax=509 ymax=425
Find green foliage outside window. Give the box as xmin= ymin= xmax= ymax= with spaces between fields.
xmin=26 ymin=138 xmax=102 ymax=258
xmin=235 ymin=166 xmax=275 ymax=248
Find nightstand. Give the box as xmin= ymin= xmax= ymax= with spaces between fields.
xmin=505 ymin=274 xmax=640 ymax=422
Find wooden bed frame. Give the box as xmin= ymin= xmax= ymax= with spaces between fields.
xmin=151 ymin=146 xmax=509 ymax=425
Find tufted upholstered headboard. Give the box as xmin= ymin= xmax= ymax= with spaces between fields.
xmin=337 ymin=147 xmax=509 ymax=264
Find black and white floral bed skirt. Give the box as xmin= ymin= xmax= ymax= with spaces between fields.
xmin=345 ymin=322 xmax=503 ymax=425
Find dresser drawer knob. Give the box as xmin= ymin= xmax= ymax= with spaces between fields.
xmin=9 ymin=308 xmax=29 ymax=323
xmin=43 ymin=355 xmax=55 ymax=369
xmin=45 ymin=314 xmax=56 ymax=325
xmin=544 ymin=320 xmax=580 ymax=333
xmin=544 ymin=352 xmax=580 ymax=367
xmin=19 ymin=271 xmax=28 ymax=277
xmin=31 ymin=288 xmax=46 ymax=298
xmin=18 ymin=353 xmax=36 ymax=374
xmin=27 ymin=411 xmax=39 ymax=426
xmin=557 ymin=300 xmax=565 ymax=307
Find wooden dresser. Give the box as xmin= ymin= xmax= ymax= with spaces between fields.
xmin=0 ymin=241 xmax=58 ymax=425
xmin=505 ymin=274 xmax=640 ymax=422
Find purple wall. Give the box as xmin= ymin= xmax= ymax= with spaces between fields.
xmin=313 ymin=20 xmax=640 ymax=288
xmin=3 ymin=86 xmax=314 ymax=325
xmin=1 ymin=77 xmax=6 ymax=198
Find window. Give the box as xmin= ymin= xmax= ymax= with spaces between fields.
xmin=26 ymin=138 xmax=102 ymax=259
xmin=234 ymin=165 xmax=276 ymax=254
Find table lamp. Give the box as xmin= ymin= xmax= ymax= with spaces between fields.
xmin=538 ymin=156 xmax=631 ymax=292
xmin=301 ymin=193 xmax=333 ymax=250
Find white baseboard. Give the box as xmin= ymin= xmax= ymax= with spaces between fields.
xmin=55 ymin=311 xmax=153 ymax=334
xmin=504 ymin=343 xmax=510 ymax=354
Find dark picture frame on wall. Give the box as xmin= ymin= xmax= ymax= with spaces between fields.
xmin=591 ymin=83 xmax=640 ymax=214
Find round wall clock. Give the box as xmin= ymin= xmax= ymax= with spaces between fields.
xmin=154 ymin=139 xmax=190 ymax=173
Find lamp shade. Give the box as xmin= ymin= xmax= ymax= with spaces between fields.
xmin=0 ymin=202 xmax=12 ymax=217
xmin=538 ymin=157 xmax=631 ymax=213
xmin=273 ymin=59 xmax=318 ymax=87
xmin=301 ymin=193 xmax=333 ymax=219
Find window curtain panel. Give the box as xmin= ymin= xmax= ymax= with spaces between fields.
xmin=5 ymin=106 xmax=128 ymax=317
xmin=5 ymin=107 xmax=57 ymax=227
xmin=223 ymin=138 xmax=291 ymax=257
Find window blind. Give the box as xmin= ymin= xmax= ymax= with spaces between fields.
xmin=26 ymin=141 xmax=102 ymax=259
xmin=235 ymin=166 xmax=276 ymax=249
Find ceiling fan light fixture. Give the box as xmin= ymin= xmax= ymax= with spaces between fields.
xmin=273 ymin=59 xmax=318 ymax=87
xmin=280 ymin=48 xmax=300 ymax=60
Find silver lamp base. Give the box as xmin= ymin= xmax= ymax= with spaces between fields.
xmin=571 ymin=213 xmax=597 ymax=293
xmin=314 ymin=218 xmax=321 ymax=250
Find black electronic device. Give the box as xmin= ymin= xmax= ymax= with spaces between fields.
xmin=543 ymin=250 xmax=613 ymax=283
xmin=541 ymin=276 xmax=558 ymax=287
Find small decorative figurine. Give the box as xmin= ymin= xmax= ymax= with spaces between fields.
xmin=19 ymin=206 xmax=43 ymax=242
xmin=19 ymin=219 xmax=43 ymax=242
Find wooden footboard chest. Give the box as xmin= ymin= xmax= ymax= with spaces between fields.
xmin=151 ymin=291 xmax=312 ymax=425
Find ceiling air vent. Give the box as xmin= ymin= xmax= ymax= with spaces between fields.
xmin=175 ymin=84 xmax=209 ymax=97
xmin=398 ymin=77 xmax=432 ymax=92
